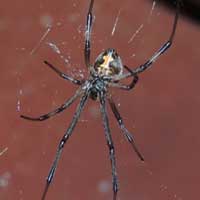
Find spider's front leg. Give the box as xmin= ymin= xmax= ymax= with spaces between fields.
xmin=20 ymin=88 xmax=83 ymax=121
xmin=41 ymin=91 xmax=89 ymax=200
xmin=108 ymin=96 xmax=144 ymax=161
xmin=84 ymin=0 xmax=94 ymax=68
xmin=99 ymin=92 xmax=118 ymax=200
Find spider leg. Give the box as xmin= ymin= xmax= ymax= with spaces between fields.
xmin=44 ymin=61 xmax=83 ymax=85
xmin=116 ymin=0 xmax=180 ymax=80
xmin=109 ymin=65 xmax=139 ymax=90
xmin=134 ymin=0 xmax=180 ymax=74
xmin=84 ymin=0 xmax=94 ymax=68
xmin=20 ymin=88 xmax=83 ymax=121
xmin=108 ymin=96 xmax=144 ymax=161
xmin=99 ymin=92 xmax=118 ymax=200
xmin=41 ymin=91 xmax=89 ymax=200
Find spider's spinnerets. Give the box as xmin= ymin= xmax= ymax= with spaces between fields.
xmin=94 ymin=48 xmax=123 ymax=76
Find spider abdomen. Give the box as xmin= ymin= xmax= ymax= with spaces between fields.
xmin=94 ymin=48 xmax=123 ymax=76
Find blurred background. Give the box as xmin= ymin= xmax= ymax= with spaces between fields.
xmin=1 ymin=0 xmax=200 ymax=199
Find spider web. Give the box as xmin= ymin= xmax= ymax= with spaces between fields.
xmin=14 ymin=0 xmax=183 ymax=200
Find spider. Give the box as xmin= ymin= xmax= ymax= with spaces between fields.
xmin=21 ymin=0 xmax=180 ymax=199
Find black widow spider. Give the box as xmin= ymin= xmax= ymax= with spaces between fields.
xmin=21 ymin=0 xmax=180 ymax=199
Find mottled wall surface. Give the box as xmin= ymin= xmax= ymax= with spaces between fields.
xmin=1 ymin=0 xmax=200 ymax=200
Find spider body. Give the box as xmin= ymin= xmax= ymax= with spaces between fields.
xmin=90 ymin=48 xmax=123 ymax=100
xmin=94 ymin=48 xmax=123 ymax=76
xmin=20 ymin=0 xmax=180 ymax=199
xmin=89 ymin=78 xmax=107 ymax=100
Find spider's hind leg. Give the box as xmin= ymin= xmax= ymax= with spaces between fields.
xmin=84 ymin=0 xmax=94 ymax=68
xmin=44 ymin=61 xmax=83 ymax=85
xmin=109 ymin=65 xmax=139 ymax=90
xmin=134 ymin=0 xmax=180 ymax=74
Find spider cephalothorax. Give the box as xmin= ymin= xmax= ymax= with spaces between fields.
xmin=89 ymin=78 xmax=107 ymax=100
xmin=20 ymin=0 xmax=180 ymax=199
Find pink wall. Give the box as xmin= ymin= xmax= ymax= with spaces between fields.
xmin=1 ymin=0 xmax=200 ymax=200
